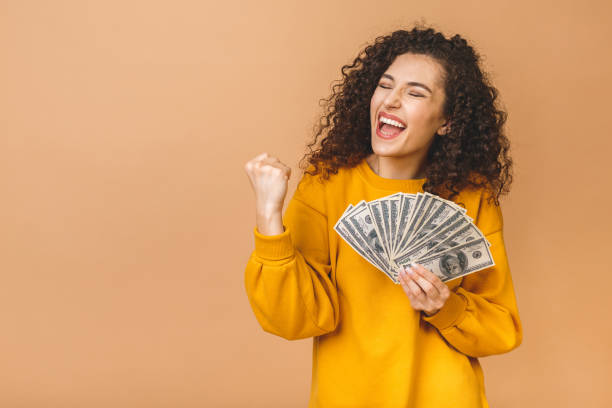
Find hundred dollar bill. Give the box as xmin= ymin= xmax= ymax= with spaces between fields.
xmin=392 ymin=193 xmax=417 ymax=255
xmin=379 ymin=198 xmax=394 ymax=256
xmin=418 ymin=222 xmax=488 ymax=259
xmin=392 ymin=216 xmax=471 ymax=265
xmin=401 ymin=202 xmax=465 ymax=254
xmin=344 ymin=201 xmax=396 ymax=277
xmin=335 ymin=204 xmax=395 ymax=275
xmin=407 ymin=193 xmax=431 ymax=234
xmin=386 ymin=193 xmax=402 ymax=253
xmin=335 ymin=221 xmax=397 ymax=282
xmin=395 ymin=193 xmax=426 ymax=255
xmin=406 ymin=194 xmax=443 ymax=245
xmin=336 ymin=201 xmax=402 ymax=283
xmin=367 ymin=200 xmax=393 ymax=261
xmin=395 ymin=213 xmax=471 ymax=259
xmin=399 ymin=238 xmax=495 ymax=282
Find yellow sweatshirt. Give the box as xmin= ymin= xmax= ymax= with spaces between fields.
xmin=244 ymin=158 xmax=522 ymax=408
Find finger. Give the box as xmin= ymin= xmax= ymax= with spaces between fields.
xmin=262 ymin=160 xmax=291 ymax=179
xmin=412 ymin=263 xmax=449 ymax=295
xmin=399 ymin=269 xmax=410 ymax=286
xmin=259 ymin=157 xmax=278 ymax=166
xmin=249 ymin=153 xmax=269 ymax=168
xmin=406 ymin=278 xmax=426 ymax=301
xmin=398 ymin=269 xmax=406 ymax=285
xmin=399 ymin=270 xmax=415 ymax=293
xmin=246 ymin=154 xmax=265 ymax=170
xmin=272 ymin=160 xmax=291 ymax=178
xmin=262 ymin=163 xmax=290 ymax=179
xmin=268 ymin=158 xmax=290 ymax=172
xmin=257 ymin=159 xmax=285 ymax=172
xmin=400 ymin=269 xmax=426 ymax=299
xmin=252 ymin=155 xmax=279 ymax=170
xmin=407 ymin=264 xmax=439 ymax=298
xmin=259 ymin=157 xmax=286 ymax=169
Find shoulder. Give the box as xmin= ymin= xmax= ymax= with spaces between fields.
xmin=453 ymin=182 xmax=504 ymax=237
xmin=292 ymin=163 xmax=355 ymax=216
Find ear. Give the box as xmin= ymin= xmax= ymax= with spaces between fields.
xmin=437 ymin=120 xmax=451 ymax=136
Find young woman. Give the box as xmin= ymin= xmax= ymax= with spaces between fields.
xmin=243 ymin=25 xmax=522 ymax=408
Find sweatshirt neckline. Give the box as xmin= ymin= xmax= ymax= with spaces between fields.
xmin=356 ymin=158 xmax=426 ymax=191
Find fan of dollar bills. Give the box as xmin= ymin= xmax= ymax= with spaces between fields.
xmin=333 ymin=192 xmax=495 ymax=284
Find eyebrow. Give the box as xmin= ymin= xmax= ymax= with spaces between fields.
xmin=381 ymin=74 xmax=433 ymax=94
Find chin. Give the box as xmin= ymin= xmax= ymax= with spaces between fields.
xmin=371 ymin=138 xmax=407 ymax=157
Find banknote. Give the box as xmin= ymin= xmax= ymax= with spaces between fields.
xmin=334 ymin=192 xmax=492 ymax=284
xmin=392 ymin=193 xmax=417 ymax=255
xmin=337 ymin=200 xmax=398 ymax=279
xmin=334 ymin=205 xmax=396 ymax=280
xmin=398 ymin=238 xmax=495 ymax=282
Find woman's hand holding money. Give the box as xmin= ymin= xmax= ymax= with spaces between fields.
xmin=399 ymin=263 xmax=450 ymax=316
xmin=244 ymin=152 xmax=292 ymax=236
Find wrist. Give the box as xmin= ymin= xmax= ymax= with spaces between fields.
xmin=423 ymin=308 xmax=439 ymax=317
xmin=255 ymin=211 xmax=284 ymax=236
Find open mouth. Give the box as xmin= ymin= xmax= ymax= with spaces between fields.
xmin=377 ymin=116 xmax=406 ymax=138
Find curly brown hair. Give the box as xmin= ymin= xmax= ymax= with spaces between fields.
xmin=298 ymin=24 xmax=512 ymax=205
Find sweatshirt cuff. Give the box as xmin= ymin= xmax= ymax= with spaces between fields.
xmin=422 ymin=290 xmax=467 ymax=330
xmin=253 ymin=225 xmax=295 ymax=260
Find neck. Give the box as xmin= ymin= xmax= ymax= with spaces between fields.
xmin=366 ymin=154 xmax=426 ymax=179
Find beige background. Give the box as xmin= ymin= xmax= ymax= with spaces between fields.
xmin=1 ymin=0 xmax=611 ymax=406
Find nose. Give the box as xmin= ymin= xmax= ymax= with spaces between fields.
xmin=383 ymin=86 xmax=402 ymax=108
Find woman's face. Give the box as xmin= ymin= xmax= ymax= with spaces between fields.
xmin=369 ymin=52 xmax=450 ymax=160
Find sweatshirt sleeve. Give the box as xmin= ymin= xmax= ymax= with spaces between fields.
xmin=243 ymin=176 xmax=340 ymax=341
xmin=421 ymin=190 xmax=523 ymax=357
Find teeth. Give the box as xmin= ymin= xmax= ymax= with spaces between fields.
xmin=379 ymin=116 xmax=406 ymax=128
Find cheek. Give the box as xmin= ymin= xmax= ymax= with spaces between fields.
xmin=406 ymin=109 xmax=439 ymax=142
xmin=409 ymin=106 xmax=433 ymax=124
xmin=369 ymin=95 xmax=381 ymax=114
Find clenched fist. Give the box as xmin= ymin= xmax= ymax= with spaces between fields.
xmin=244 ymin=152 xmax=292 ymax=235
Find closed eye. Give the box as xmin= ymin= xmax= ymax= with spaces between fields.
xmin=377 ymin=84 xmax=423 ymax=97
